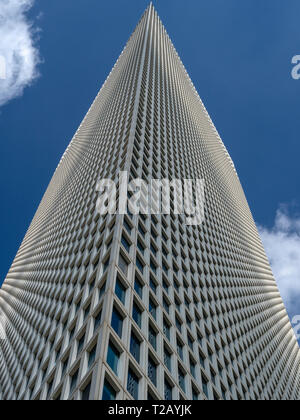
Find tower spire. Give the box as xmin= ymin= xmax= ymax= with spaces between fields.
xmin=0 ymin=0 xmax=300 ymax=402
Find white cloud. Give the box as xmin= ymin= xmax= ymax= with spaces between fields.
xmin=259 ymin=206 xmax=300 ymax=318
xmin=0 ymin=0 xmax=40 ymax=106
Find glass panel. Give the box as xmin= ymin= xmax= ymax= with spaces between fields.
xmin=149 ymin=299 xmax=156 ymax=320
xmin=111 ymin=308 xmax=123 ymax=337
xmin=127 ymin=369 xmax=139 ymax=399
xmin=177 ymin=341 xmax=183 ymax=360
xmin=165 ymin=381 xmax=173 ymax=400
xmin=132 ymin=303 xmax=142 ymax=328
xmin=130 ymin=334 xmax=141 ymax=363
xmin=94 ymin=311 xmax=102 ymax=331
xmin=178 ymin=369 xmax=185 ymax=392
xmin=102 ymin=380 xmax=116 ymax=400
xmin=202 ymin=378 xmax=209 ymax=399
xmin=119 ymin=254 xmax=128 ymax=276
xmin=192 ymin=389 xmax=198 ymax=400
xmin=150 ymin=278 xmax=157 ymax=293
xmin=190 ymin=361 xmax=196 ymax=378
xmin=88 ymin=346 xmax=96 ymax=368
xmin=121 ymin=236 xmax=131 ymax=252
xmin=115 ymin=279 xmax=126 ymax=304
xmin=77 ymin=335 xmax=85 ymax=355
xmin=134 ymin=278 xmax=143 ymax=298
xmin=149 ymin=326 xmax=157 ymax=350
xmin=107 ymin=342 xmax=120 ymax=375
xmin=136 ymin=257 xmax=144 ymax=273
xmin=82 ymin=382 xmax=91 ymax=400
xmin=70 ymin=370 xmax=79 ymax=394
xmin=164 ymin=348 xmax=171 ymax=371
xmin=148 ymin=358 xmax=157 ymax=386
xmin=163 ymin=322 xmax=170 ymax=341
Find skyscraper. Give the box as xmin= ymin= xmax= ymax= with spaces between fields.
xmin=0 ymin=3 xmax=299 ymax=401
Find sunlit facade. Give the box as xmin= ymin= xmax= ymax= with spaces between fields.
xmin=0 ymin=4 xmax=300 ymax=400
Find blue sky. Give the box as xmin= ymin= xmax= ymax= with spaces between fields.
xmin=0 ymin=0 xmax=300 ymax=333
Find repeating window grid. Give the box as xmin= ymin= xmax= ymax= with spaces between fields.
xmin=0 ymin=4 xmax=299 ymax=401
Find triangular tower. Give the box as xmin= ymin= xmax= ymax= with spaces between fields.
xmin=0 ymin=4 xmax=299 ymax=400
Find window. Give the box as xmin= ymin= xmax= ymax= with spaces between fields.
xmin=99 ymin=282 xmax=106 ymax=299
xmin=163 ymin=280 xmax=169 ymax=292
xmin=54 ymin=391 xmax=61 ymax=401
xmin=187 ymin=335 xmax=194 ymax=351
xmin=132 ymin=302 xmax=142 ymax=328
xmin=186 ymin=314 xmax=192 ymax=330
xmin=102 ymin=379 xmax=117 ymax=400
xmin=89 ymin=279 xmax=95 ymax=293
xmin=55 ymin=345 xmax=61 ymax=362
xmin=69 ymin=326 xmax=75 ymax=341
xmin=81 ymin=382 xmax=91 ymax=400
xmin=192 ymin=387 xmax=199 ymax=400
xmin=103 ymin=257 xmax=110 ymax=272
xmin=130 ymin=333 xmax=141 ymax=363
xmin=211 ymin=369 xmax=216 ymax=385
xmin=151 ymin=227 xmax=158 ymax=241
xmin=150 ymin=278 xmax=157 ymax=293
xmin=165 ymin=379 xmax=173 ymax=400
xmin=115 ymin=278 xmax=126 ymax=304
xmin=111 ymin=308 xmax=123 ymax=338
xmin=77 ymin=334 xmax=85 ymax=356
xmin=107 ymin=342 xmax=120 ymax=375
xmin=149 ymin=325 xmax=157 ymax=350
xmin=138 ymin=223 xmax=146 ymax=238
xmin=121 ymin=235 xmax=131 ymax=253
xmin=164 ymin=347 xmax=172 ymax=372
xmin=163 ymin=320 xmax=171 ymax=341
xmin=127 ymin=368 xmax=139 ymax=399
xmin=148 ymin=357 xmax=157 ymax=387
xmin=174 ymin=280 xmax=180 ymax=293
xmin=119 ymin=254 xmax=128 ymax=276
xmin=147 ymin=390 xmax=157 ymax=400
xmin=163 ymin=297 xmax=170 ymax=314
xmin=88 ymin=345 xmax=97 ymax=368
xmin=136 ymin=256 xmax=144 ymax=273
xmin=190 ymin=358 xmax=196 ymax=378
xmin=202 ymin=376 xmax=209 ymax=399
xmin=84 ymin=304 xmax=90 ymax=320
xmin=175 ymin=316 xmax=182 ymax=332
xmin=70 ymin=369 xmax=79 ymax=395
xmin=134 ymin=277 xmax=143 ymax=299
xmin=150 ymin=242 xmax=157 ymax=256
xmin=149 ymin=298 xmax=157 ymax=320
xmin=75 ymin=301 xmax=81 ymax=314
xmin=199 ymin=351 xmax=205 ymax=369
xmin=94 ymin=310 xmax=102 ymax=331
xmin=162 ymin=261 xmax=169 ymax=275
xmin=150 ymin=259 xmax=157 ymax=274
xmin=124 ymin=219 xmax=132 ymax=235
xmin=178 ymin=367 xmax=186 ymax=393
xmin=47 ymin=379 xmax=53 ymax=399
xmin=177 ymin=338 xmax=184 ymax=361
xmin=62 ymin=358 xmax=68 ymax=376
xmin=137 ymin=240 xmax=145 ymax=255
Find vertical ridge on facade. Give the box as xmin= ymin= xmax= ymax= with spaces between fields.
xmin=0 ymin=5 xmax=299 ymax=400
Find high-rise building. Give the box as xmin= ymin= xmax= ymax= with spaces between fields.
xmin=0 ymin=3 xmax=299 ymax=401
